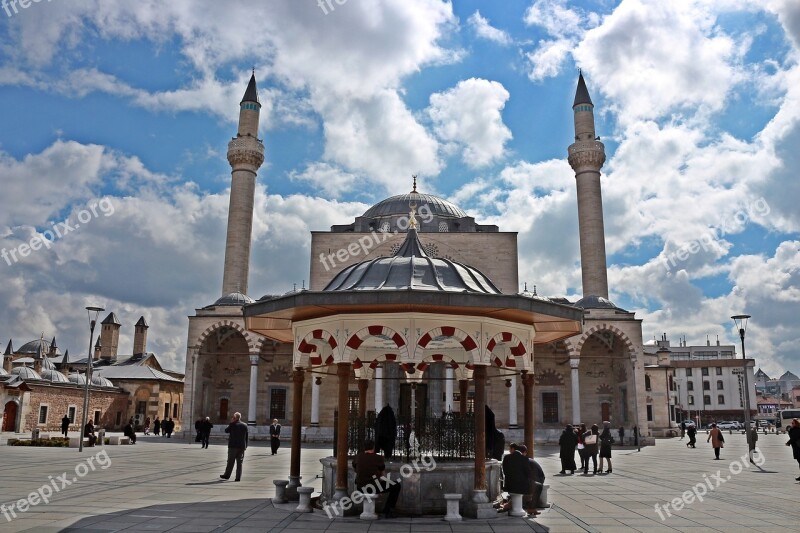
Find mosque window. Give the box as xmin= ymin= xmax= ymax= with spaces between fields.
xmin=542 ymin=392 xmax=559 ymax=423
xmin=38 ymin=405 xmax=49 ymax=424
xmin=270 ymin=388 xmax=287 ymax=420
xmin=68 ymin=405 xmax=76 ymax=423
xmin=646 ymin=404 xmax=653 ymax=421
xmin=348 ymin=390 xmax=360 ymax=413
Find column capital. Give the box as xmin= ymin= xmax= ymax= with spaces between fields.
xmin=250 ymin=354 xmax=259 ymax=365
xmin=569 ymin=358 xmax=580 ymax=369
xmin=293 ymin=368 xmax=305 ymax=384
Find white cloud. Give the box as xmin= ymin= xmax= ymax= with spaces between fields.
xmin=288 ymin=162 xmax=361 ymax=198
xmin=523 ymin=0 xmax=591 ymax=80
xmin=468 ymin=10 xmax=512 ymax=45
xmin=428 ymin=78 xmax=512 ymax=167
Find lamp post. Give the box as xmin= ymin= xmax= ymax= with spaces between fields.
xmin=630 ymin=356 xmax=641 ymax=452
xmin=731 ymin=314 xmax=753 ymax=456
xmin=79 ymin=306 xmax=104 ymax=452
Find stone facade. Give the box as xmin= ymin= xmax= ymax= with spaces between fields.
xmin=13 ymin=383 xmax=128 ymax=433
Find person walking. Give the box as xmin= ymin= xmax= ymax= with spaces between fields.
xmin=680 ymin=421 xmax=686 ymax=440
xmin=599 ymin=421 xmax=614 ymax=473
xmin=165 ymin=418 xmax=174 ymax=438
xmin=200 ymin=417 xmax=213 ymax=449
xmin=785 ymin=418 xmax=800 ymax=481
xmin=353 ymin=439 xmax=401 ymax=519
xmin=618 ymin=426 xmax=625 ymax=446
xmin=583 ymin=424 xmax=599 ymax=475
xmin=61 ymin=414 xmax=70 ymax=438
xmin=153 ymin=416 xmax=161 ymax=436
xmin=687 ymin=424 xmax=697 ymax=448
xmin=558 ymin=425 xmax=577 ymax=474
xmin=749 ymin=426 xmax=758 ymax=463
xmin=707 ymin=423 xmax=724 ymax=459
xmin=220 ymin=412 xmax=248 ymax=481
xmin=269 ymin=418 xmax=281 ymax=455
xmin=577 ymin=423 xmax=587 ymax=472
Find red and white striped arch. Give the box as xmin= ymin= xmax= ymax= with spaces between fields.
xmin=486 ymin=331 xmax=528 ymax=369
xmin=342 ymin=325 xmax=409 ymax=362
xmin=295 ymin=328 xmax=338 ymax=367
xmin=416 ymin=326 xmax=480 ymax=364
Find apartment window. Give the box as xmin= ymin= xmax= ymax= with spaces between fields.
xmin=702 ymin=367 xmax=709 ymax=376
xmin=716 ymin=367 xmax=723 ymax=375
xmin=717 ymin=380 xmax=724 ymax=390
xmin=67 ymin=406 xmax=76 ymax=423
xmin=718 ymin=395 xmax=725 ymax=404
xmin=646 ymin=405 xmax=653 ymax=422
xmin=704 ymin=395 xmax=711 ymax=405
xmin=542 ymin=392 xmax=559 ymax=424
xmin=703 ymin=381 xmax=711 ymax=390
xmin=688 ymin=395 xmax=695 ymax=405
xmin=687 ymin=381 xmax=694 ymax=391
xmin=686 ymin=368 xmax=693 ymax=377
xmin=38 ymin=405 xmax=49 ymax=424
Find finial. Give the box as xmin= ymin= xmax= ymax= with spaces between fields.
xmin=252 ymin=66 xmax=255 ymax=76
xmin=533 ymin=285 xmax=538 ymax=296
xmin=411 ymin=174 xmax=417 ymax=193
xmin=523 ymin=282 xmax=528 ymax=292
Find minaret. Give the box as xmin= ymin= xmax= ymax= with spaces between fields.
xmin=221 ymin=71 xmax=265 ymax=296
xmin=568 ymin=72 xmax=609 ymax=299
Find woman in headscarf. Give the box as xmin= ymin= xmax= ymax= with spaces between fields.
xmin=599 ymin=421 xmax=614 ymax=473
xmin=558 ymin=424 xmax=578 ymax=474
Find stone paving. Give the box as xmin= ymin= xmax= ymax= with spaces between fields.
xmin=0 ymin=430 xmax=797 ymax=532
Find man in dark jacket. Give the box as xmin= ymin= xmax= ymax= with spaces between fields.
xmin=375 ymin=405 xmax=396 ymax=459
xmin=220 ymin=412 xmax=248 ymax=481
xmin=500 ymin=442 xmax=532 ymax=513
xmin=269 ymin=418 xmax=281 ymax=455
xmin=522 ymin=445 xmax=545 ymax=515
xmin=123 ymin=421 xmax=137 ymax=444
xmin=352 ymin=439 xmax=401 ymax=518
xmin=200 ymin=417 xmax=213 ymax=449
xmin=61 ymin=415 xmax=70 ymax=438
xmin=786 ymin=418 xmax=800 ymax=481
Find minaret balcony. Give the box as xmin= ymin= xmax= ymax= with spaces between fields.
xmin=568 ymin=140 xmax=606 ymax=172
xmin=227 ymin=136 xmax=265 ymax=169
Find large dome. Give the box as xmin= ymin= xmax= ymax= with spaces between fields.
xmin=17 ymin=338 xmax=61 ymax=356
xmin=324 ymin=228 xmax=501 ymax=294
xmin=362 ymin=192 xmax=466 ymax=220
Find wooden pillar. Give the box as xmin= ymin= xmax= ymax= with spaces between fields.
xmin=358 ymin=379 xmax=368 ymax=418
xmin=335 ymin=363 xmax=352 ymax=495
xmin=287 ymin=368 xmax=304 ymax=500
xmin=473 ymin=365 xmax=487 ymax=491
xmin=523 ymin=371 xmax=535 ymax=455
xmin=459 ymin=379 xmax=468 ymax=414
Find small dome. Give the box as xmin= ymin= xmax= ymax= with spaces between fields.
xmin=324 ymin=229 xmax=501 ymax=294
xmin=68 ymin=373 xmax=87 ymax=385
xmin=214 ymin=292 xmax=255 ymax=306
xmin=11 ymin=366 xmax=42 ymax=380
xmin=91 ymin=375 xmax=114 ymax=387
xmin=258 ymin=294 xmax=282 ymax=302
xmin=574 ymin=295 xmax=624 ymax=311
xmin=41 ymin=369 xmax=70 ymax=383
xmin=363 ymin=192 xmax=466 ymax=220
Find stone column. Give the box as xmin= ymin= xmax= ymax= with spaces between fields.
xmin=508 ymin=375 xmax=518 ymax=428
xmin=474 ymin=365 xmax=487 ymax=488
xmin=523 ymin=372 xmax=535 ymax=455
xmin=428 ymin=363 xmax=443 ymax=416
xmin=570 ymin=358 xmax=581 ymax=425
xmin=247 ymin=354 xmax=259 ymax=425
xmin=385 ymin=362 xmax=400 ymax=414
xmin=445 ymin=367 xmax=454 ymax=413
xmin=459 ymin=380 xmax=468 ymax=414
xmin=374 ymin=365 xmax=383 ymax=412
xmin=335 ymin=363 xmax=352 ymax=501
xmin=311 ymin=376 xmax=320 ymax=427
xmin=358 ymin=379 xmax=368 ymax=418
xmin=287 ymin=368 xmax=304 ymax=500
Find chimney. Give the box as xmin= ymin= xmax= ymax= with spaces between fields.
xmin=33 ymin=341 xmax=44 ymax=374
xmin=133 ymin=316 xmax=149 ymax=355
xmin=716 ymin=335 xmax=720 ymax=346
xmin=99 ymin=312 xmax=121 ymax=360
xmin=706 ymin=335 xmax=710 ymax=346
xmin=49 ymin=336 xmax=58 ymax=356
xmin=3 ymin=339 xmax=12 ymax=372
xmin=94 ymin=337 xmax=102 ymax=360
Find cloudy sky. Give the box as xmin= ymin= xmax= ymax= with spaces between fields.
xmin=0 ymin=0 xmax=798 ymax=378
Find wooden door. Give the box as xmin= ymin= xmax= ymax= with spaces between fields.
xmin=219 ymin=398 xmax=229 ymax=422
xmin=2 ymin=402 xmax=17 ymax=432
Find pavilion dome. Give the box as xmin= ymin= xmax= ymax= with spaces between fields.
xmin=574 ymin=295 xmax=625 ymax=311
xmin=362 ymin=191 xmax=466 ymax=220
xmin=324 ymin=228 xmax=501 ymax=294
xmin=91 ymin=375 xmax=114 ymax=387
xmin=11 ymin=366 xmax=42 ymax=380
xmin=67 ymin=373 xmax=87 ymax=385
xmin=213 ymin=292 xmax=255 ymax=306
xmin=41 ymin=369 xmax=70 ymax=383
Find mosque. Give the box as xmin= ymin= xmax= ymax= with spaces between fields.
xmin=180 ymin=72 xmax=662 ymax=450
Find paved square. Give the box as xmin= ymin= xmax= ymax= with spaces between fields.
xmin=0 ymin=431 xmax=797 ymax=532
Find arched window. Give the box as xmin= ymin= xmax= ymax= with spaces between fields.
xmin=645 ymin=375 xmax=652 ymax=391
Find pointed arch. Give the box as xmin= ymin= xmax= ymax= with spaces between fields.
xmin=196 ymin=320 xmax=258 ymax=353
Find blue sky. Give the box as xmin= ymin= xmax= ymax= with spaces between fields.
xmin=0 ymin=0 xmax=798 ymax=378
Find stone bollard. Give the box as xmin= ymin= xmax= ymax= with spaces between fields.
xmin=97 ymin=429 xmax=106 ymax=446
xmin=538 ymin=484 xmax=551 ymax=508
xmin=360 ymin=493 xmax=378 ymax=521
xmin=295 ymin=487 xmax=314 ymax=513
xmin=508 ymin=493 xmax=526 ymax=517
xmin=443 ymin=493 xmax=462 ymax=522
xmin=273 ymin=480 xmax=289 ymax=504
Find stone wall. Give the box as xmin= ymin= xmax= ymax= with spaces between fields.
xmin=20 ymin=383 xmax=128 ymax=433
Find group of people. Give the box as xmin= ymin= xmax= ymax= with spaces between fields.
xmin=497 ymin=442 xmax=545 ymax=515
xmin=151 ymin=417 xmax=176 ymax=437
xmin=559 ymin=421 xmax=616 ymax=475
xmin=194 ymin=417 xmax=214 ymax=448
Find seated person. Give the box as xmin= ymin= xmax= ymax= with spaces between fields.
xmin=123 ymin=422 xmax=137 ymax=444
xmin=520 ymin=445 xmax=545 ymax=515
xmin=352 ymin=439 xmax=401 ymax=519
xmin=500 ymin=442 xmax=532 ymax=512
xmin=84 ymin=421 xmax=97 ymax=447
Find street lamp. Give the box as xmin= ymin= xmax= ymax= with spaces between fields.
xmin=79 ymin=306 xmax=104 ymax=452
xmin=731 ymin=314 xmax=754 ymax=458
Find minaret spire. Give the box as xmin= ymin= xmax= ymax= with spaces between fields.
xmin=222 ymin=72 xmax=265 ymax=296
xmin=568 ymin=72 xmax=609 ymax=298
